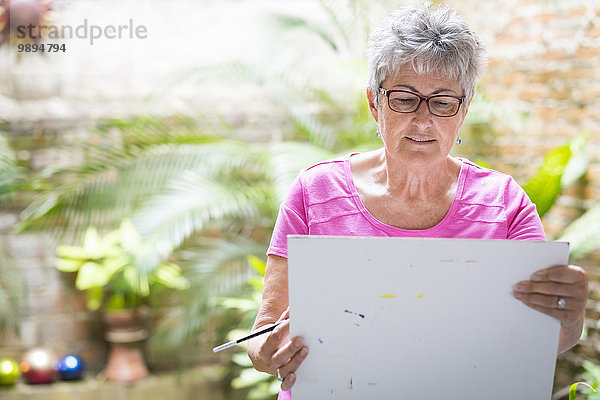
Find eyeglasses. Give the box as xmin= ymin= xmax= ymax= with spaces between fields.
xmin=379 ymin=88 xmax=465 ymax=117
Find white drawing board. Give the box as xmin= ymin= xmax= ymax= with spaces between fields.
xmin=287 ymin=236 xmax=568 ymax=400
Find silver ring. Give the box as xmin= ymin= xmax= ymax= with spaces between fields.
xmin=557 ymin=297 xmax=566 ymax=310
xmin=276 ymin=368 xmax=283 ymax=382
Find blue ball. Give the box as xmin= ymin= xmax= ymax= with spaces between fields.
xmin=58 ymin=355 xmax=84 ymax=381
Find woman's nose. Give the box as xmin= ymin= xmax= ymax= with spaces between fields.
xmin=412 ymin=100 xmax=433 ymax=126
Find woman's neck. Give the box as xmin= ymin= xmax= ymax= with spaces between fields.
xmin=372 ymin=148 xmax=461 ymax=201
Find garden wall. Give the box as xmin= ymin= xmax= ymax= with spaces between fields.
xmin=453 ymin=0 xmax=600 ymax=391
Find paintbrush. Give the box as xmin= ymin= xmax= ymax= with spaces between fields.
xmin=212 ymin=319 xmax=288 ymax=353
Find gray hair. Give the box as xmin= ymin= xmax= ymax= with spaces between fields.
xmin=368 ymin=5 xmax=487 ymax=104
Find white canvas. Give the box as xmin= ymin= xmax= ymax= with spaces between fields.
xmin=287 ymin=236 xmax=568 ymax=400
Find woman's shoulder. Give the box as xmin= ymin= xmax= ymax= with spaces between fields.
xmin=293 ymin=153 xmax=358 ymax=202
xmin=460 ymin=158 xmax=514 ymax=184
xmin=458 ymin=158 xmax=524 ymax=205
xmin=300 ymin=153 xmax=355 ymax=182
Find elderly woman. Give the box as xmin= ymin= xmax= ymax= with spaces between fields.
xmin=247 ymin=5 xmax=588 ymax=398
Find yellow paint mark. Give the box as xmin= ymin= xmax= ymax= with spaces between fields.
xmin=378 ymin=294 xmax=398 ymax=299
xmin=417 ymin=293 xmax=424 ymax=299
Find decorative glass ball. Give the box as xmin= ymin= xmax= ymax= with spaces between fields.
xmin=20 ymin=347 xmax=59 ymax=384
xmin=58 ymin=355 xmax=84 ymax=381
xmin=0 ymin=357 xmax=21 ymax=386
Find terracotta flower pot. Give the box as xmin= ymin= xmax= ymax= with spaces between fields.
xmin=102 ymin=308 xmax=149 ymax=382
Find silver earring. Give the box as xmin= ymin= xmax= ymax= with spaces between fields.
xmin=376 ymin=130 xmax=380 ymax=138
xmin=456 ymin=137 xmax=462 ymax=145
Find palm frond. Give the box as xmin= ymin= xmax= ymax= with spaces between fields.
xmin=16 ymin=117 xmax=228 ymax=241
xmin=267 ymin=141 xmax=335 ymax=203
xmin=148 ymin=236 xmax=265 ymax=361
xmin=0 ymin=131 xmax=27 ymax=201
xmin=270 ymin=14 xmax=339 ymax=52
xmin=324 ymin=91 xmax=379 ymax=151
xmin=277 ymin=95 xmax=338 ymax=149
xmin=0 ymin=243 xmax=22 ymax=344
xmin=318 ymin=0 xmax=351 ymax=50
xmin=131 ymin=168 xmax=275 ymax=272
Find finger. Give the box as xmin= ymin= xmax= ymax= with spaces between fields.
xmin=515 ymin=292 xmax=587 ymax=316
xmin=281 ymin=372 xmax=297 ymax=391
xmin=260 ymin=320 xmax=290 ymax=360
xmin=515 ymin=293 xmax=569 ymax=310
xmin=514 ymin=280 xmax=578 ymax=297
xmin=277 ymin=346 xmax=309 ymax=379
xmin=522 ymin=301 xmax=567 ymax=321
xmin=272 ymin=336 xmax=304 ymax=369
xmin=531 ymin=265 xmax=587 ymax=284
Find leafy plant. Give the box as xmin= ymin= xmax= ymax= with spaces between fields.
xmin=522 ymin=134 xmax=588 ymax=218
xmin=559 ymin=203 xmax=600 ymax=260
xmin=14 ymin=114 xmax=224 ymax=242
xmin=568 ymin=361 xmax=600 ymax=399
xmin=0 ymin=130 xmax=35 ymax=201
xmin=0 ymin=132 xmax=25 ymax=342
xmin=55 ymin=219 xmax=190 ymax=311
xmin=218 ymin=256 xmax=279 ymax=400
xmin=0 ymin=245 xmax=21 ymax=343
xmin=513 ymin=132 xmax=600 ymax=262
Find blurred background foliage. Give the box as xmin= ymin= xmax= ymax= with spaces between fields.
xmin=1 ymin=0 xmax=599 ymax=398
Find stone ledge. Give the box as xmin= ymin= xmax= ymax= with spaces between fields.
xmin=0 ymin=364 xmax=229 ymax=400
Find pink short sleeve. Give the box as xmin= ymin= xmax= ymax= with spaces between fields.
xmin=267 ymin=174 xmax=308 ymax=258
xmin=504 ymin=177 xmax=546 ymax=240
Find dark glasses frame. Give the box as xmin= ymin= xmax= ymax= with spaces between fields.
xmin=379 ymin=88 xmax=465 ymax=117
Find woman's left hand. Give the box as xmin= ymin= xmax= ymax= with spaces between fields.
xmin=513 ymin=265 xmax=588 ymax=353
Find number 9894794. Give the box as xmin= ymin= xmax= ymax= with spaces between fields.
xmin=17 ymin=43 xmax=66 ymax=53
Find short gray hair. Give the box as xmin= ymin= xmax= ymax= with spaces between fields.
xmin=368 ymin=5 xmax=487 ymax=103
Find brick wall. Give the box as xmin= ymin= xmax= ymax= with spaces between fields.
xmin=0 ymin=119 xmax=107 ymax=372
xmin=454 ymin=0 xmax=599 ymax=223
xmin=451 ymin=0 xmax=600 ymax=391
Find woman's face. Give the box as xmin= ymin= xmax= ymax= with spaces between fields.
xmin=368 ymin=64 xmax=470 ymax=166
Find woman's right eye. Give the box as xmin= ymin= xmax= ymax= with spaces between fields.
xmin=392 ymin=97 xmax=416 ymax=104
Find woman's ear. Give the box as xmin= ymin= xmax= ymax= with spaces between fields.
xmin=366 ymin=87 xmax=379 ymax=123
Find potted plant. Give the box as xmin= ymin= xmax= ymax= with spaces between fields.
xmin=55 ymin=219 xmax=190 ymax=382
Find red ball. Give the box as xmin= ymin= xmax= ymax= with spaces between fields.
xmin=20 ymin=347 xmax=59 ymax=384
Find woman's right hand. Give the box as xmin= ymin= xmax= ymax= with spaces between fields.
xmin=249 ymin=308 xmax=309 ymax=390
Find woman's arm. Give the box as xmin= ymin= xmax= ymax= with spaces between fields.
xmin=247 ymin=254 xmax=309 ymax=390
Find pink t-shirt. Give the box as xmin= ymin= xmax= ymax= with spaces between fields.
xmin=268 ymin=153 xmax=545 ymax=259
xmin=269 ymin=153 xmax=545 ymax=400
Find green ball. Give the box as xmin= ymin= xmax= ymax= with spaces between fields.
xmin=0 ymin=357 xmax=21 ymax=386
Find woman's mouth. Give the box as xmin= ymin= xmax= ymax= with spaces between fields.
xmin=406 ymin=136 xmax=436 ymax=143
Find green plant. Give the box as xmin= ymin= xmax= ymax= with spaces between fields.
xmin=55 ymin=218 xmax=190 ymax=311
xmin=218 ymin=256 xmax=279 ymax=400
xmin=567 ymin=361 xmax=600 ymax=399
xmin=0 ymin=130 xmax=36 ymax=202
xmin=0 ymin=132 xmax=26 ymax=341
xmin=522 ymin=133 xmax=588 ymax=218
xmin=0 ymin=245 xmax=21 ymax=343
xmin=513 ymin=132 xmax=600 ymax=263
